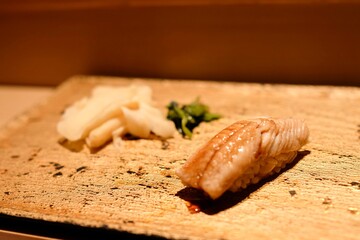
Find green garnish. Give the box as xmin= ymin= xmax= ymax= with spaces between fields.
xmin=166 ymin=98 xmax=221 ymax=139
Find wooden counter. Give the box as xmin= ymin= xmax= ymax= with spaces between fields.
xmin=0 ymin=86 xmax=53 ymax=128
xmin=0 ymin=76 xmax=359 ymax=239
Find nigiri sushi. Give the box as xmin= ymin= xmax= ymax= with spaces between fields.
xmin=176 ymin=118 xmax=309 ymax=199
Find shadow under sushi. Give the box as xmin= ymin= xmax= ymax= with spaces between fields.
xmin=176 ymin=150 xmax=311 ymax=215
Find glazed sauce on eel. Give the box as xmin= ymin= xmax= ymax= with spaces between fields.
xmin=185 ymin=201 xmax=201 ymax=214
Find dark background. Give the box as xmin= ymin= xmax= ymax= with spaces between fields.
xmin=1 ymin=1 xmax=360 ymax=86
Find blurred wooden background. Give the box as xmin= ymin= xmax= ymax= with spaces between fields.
xmin=0 ymin=0 xmax=360 ymax=86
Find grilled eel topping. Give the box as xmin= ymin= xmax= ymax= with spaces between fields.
xmin=176 ymin=118 xmax=309 ymax=199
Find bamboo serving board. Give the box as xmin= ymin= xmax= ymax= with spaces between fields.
xmin=0 ymin=76 xmax=359 ymax=240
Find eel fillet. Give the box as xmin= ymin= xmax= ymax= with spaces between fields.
xmin=176 ymin=118 xmax=309 ymax=199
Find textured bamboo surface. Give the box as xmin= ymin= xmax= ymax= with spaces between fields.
xmin=0 ymin=76 xmax=359 ymax=239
